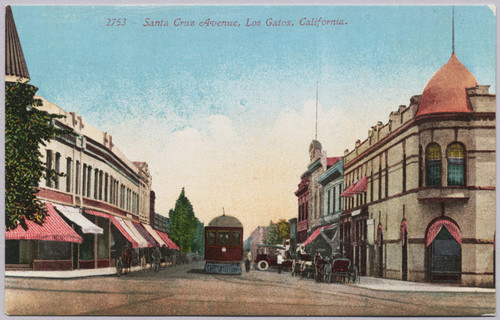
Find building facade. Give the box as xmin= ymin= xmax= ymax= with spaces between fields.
xmin=5 ymin=6 xmax=178 ymax=271
xmin=341 ymin=53 xmax=495 ymax=287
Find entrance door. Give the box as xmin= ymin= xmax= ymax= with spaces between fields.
xmin=378 ymin=231 xmax=383 ymax=277
xmin=429 ymin=227 xmax=461 ymax=282
xmin=402 ymin=229 xmax=408 ymax=280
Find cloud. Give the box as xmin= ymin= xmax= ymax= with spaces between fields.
xmin=104 ymin=96 xmax=391 ymax=234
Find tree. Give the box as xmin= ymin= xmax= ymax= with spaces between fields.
xmin=276 ymin=219 xmax=290 ymax=242
xmin=191 ymin=218 xmax=205 ymax=255
xmin=265 ymin=221 xmax=279 ymax=245
xmin=5 ymin=81 xmax=68 ymax=231
xmin=168 ymin=188 xmax=197 ymax=253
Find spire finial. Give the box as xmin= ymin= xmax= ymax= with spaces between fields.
xmin=315 ymin=81 xmax=318 ymax=140
xmin=452 ymin=5 xmax=455 ymax=54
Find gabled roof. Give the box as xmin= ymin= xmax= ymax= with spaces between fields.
xmin=416 ymin=53 xmax=477 ymax=117
xmin=327 ymin=157 xmax=342 ymax=168
xmin=5 ymin=6 xmax=30 ymax=81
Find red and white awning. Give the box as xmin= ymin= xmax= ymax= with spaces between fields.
xmin=123 ymin=219 xmax=149 ymax=248
xmin=5 ymin=202 xmax=83 ymax=243
xmin=108 ymin=215 xmax=139 ymax=248
xmin=302 ymin=224 xmax=335 ymax=246
xmin=340 ymin=183 xmax=356 ymax=197
xmin=155 ymin=230 xmax=180 ymax=250
xmin=132 ymin=222 xmax=157 ymax=247
xmin=143 ymin=224 xmax=168 ymax=247
xmin=351 ymin=176 xmax=368 ymax=194
xmin=426 ymin=219 xmax=462 ymax=247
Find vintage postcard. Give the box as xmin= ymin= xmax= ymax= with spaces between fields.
xmin=3 ymin=3 xmax=496 ymax=317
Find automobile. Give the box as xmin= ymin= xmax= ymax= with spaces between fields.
xmin=254 ymin=244 xmax=293 ymax=271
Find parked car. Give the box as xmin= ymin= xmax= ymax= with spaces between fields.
xmin=254 ymin=244 xmax=293 ymax=271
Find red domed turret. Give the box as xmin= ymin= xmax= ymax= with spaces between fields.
xmin=416 ymin=53 xmax=477 ymax=117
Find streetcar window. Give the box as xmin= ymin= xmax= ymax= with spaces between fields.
xmin=231 ymin=231 xmax=240 ymax=246
xmin=207 ymin=231 xmax=216 ymax=246
xmin=218 ymin=232 xmax=229 ymax=246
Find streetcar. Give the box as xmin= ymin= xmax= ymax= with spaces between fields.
xmin=204 ymin=213 xmax=243 ymax=274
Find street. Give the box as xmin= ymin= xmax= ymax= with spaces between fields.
xmin=5 ymin=261 xmax=495 ymax=316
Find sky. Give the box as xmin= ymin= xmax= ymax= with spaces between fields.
xmin=10 ymin=5 xmax=496 ymax=234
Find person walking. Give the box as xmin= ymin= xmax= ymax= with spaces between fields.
xmin=244 ymin=250 xmax=252 ymax=272
xmin=277 ymin=251 xmax=284 ymax=274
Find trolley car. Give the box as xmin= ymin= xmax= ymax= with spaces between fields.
xmin=204 ymin=213 xmax=243 ymax=274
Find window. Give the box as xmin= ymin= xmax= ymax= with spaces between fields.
xmin=104 ymin=173 xmax=108 ymax=202
xmin=94 ymin=169 xmax=99 ymax=199
xmin=385 ymin=152 xmax=389 ymax=198
xmin=231 ymin=231 xmax=240 ymax=246
xmin=327 ymin=189 xmax=331 ymax=215
xmin=207 ymin=231 xmax=216 ymax=246
xmin=46 ymin=150 xmax=53 ymax=187
xmin=54 ymin=153 xmax=60 ymax=189
xmin=418 ymin=146 xmax=423 ymax=187
xmin=218 ymin=231 xmax=229 ymax=246
xmin=447 ymin=143 xmax=465 ymax=186
xmin=427 ymin=144 xmax=442 ymax=186
xmin=332 ymin=186 xmax=336 ymax=213
xmin=402 ymin=153 xmax=407 ymax=192
xmin=87 ymin=166 xmax=91 ymax=197
xmin=75 ymin=161 xmax=80 ymax=195
xmin=66 ymin=158 xmax=72 ymax=193
xmin=378 ymin=163 xmax=382 ymax=200
xmin=99 ymin=171 xmax=103 ymax=200
xmin=82 ymin=164 xmax=87 ymax=196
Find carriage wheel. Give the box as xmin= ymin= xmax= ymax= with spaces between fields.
xmin=116 ymin=258 xmax=123 ymax=276
xmin=257 ymin=260 xmax=269 ymax=271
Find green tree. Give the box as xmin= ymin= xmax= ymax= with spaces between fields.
xmin=276 ymin=219 xmax=290 ymax=242
xmin=265 ymin=221 xmax=279 ymax=245
xmin=5 ymin=81 xmax=68 ymax=231
xmin=168 ymin=188 xmax=197 ymax=253
xmin=191 ymin=218 xmax=205 ymax=255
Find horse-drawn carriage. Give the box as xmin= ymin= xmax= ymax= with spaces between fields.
xmin=315 ymin=256 xmax=359 ymax=284
xmin=291 ymin=250 xmax=358 ymax=284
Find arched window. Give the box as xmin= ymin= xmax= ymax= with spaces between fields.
xmin=447 ymin=143 xmax=465 ymax=186
xmin=427 ymin=144 xmax=442 ymax=186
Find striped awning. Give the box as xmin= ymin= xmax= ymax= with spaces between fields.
xmin=108 ymin=215 xmax=139 ymax=248
xmin=123 ymin=219 xmax=149 ymax=248
xmin=55 ymin=204 xmax=103 ymax=234
xmin=143 ymin=224 xmax=167 ymax=247
xmin=5 ymin=202 xmax=83 ymax=243
xmin=426 ymin=219 xmax=462 ymax=247
xmin=302 ymin=224 xmax=335 ymax=246
xmin=351 ymin=176 xmax=368 ymax=194
xmin=85 ymin=210 xmax=110 ymax=219
xmin=132 ymin=222 xmax=157 ymax=247
xmin=341 ymin=183 xmax=356 ymax=197
xmin=155 ymin=230 xmax=179 ymax=250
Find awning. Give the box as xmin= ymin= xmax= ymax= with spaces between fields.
xmin=123 ymin=219 xmax=149 ymax=248
xmin=426 ymin=219 xmax=462 ymax=247
xmin=341 ymin=183 xmax=356 ymax=197
xmin=5 ymin=202 xmax=83 ymax=243
xmin=302 ymin=224 xmax=335 ymax=246
xmin=108 ymin=215 xmax=139 ymax=248
xmin=143 ymin=224 xmax=168 ymax=247
xmin=351 ymin=176 xmax=368 ymax=194
xmin=85 ymin=210 xmax=110 ymax=219
xmin=155 ymin=230 xmax=180 ymax=250
xmin=132 ymin=222 xmax=157 ymax=247
xmin=55 ymin=204 xmax=103 ymax=234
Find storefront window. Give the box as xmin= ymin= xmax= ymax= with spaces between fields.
xmin=96 ymin=217 xmax=109 ymax=260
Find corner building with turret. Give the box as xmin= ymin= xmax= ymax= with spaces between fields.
xmin=340 ymin=53 xmax=495 ymax=287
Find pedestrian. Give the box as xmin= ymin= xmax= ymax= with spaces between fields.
xmin=244 ymin=250 xmax=252 ymax=272
xmin=277 ymin=251 xmax=284 ymax=274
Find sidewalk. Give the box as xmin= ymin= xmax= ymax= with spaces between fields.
xmin=5 ymin=265 xmax=152 ymax=279
xmin=355 ymin=276 xmax=495 ymax=293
